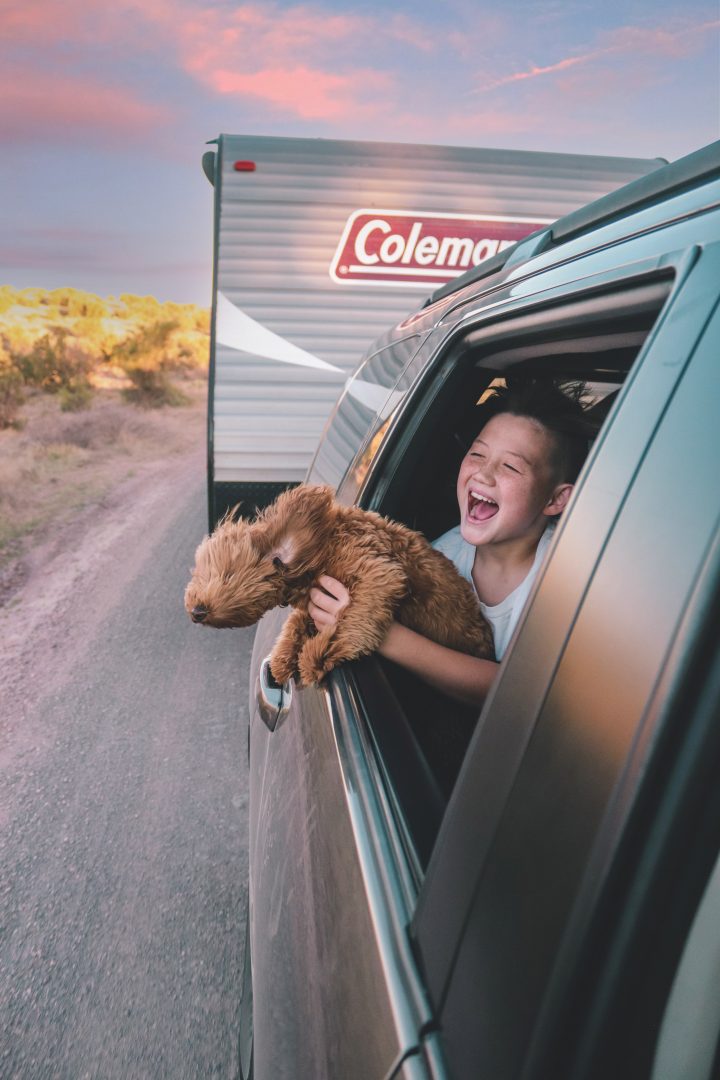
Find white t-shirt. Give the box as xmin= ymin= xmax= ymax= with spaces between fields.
xmin=433 ymin=524 xmax=554 ymax=661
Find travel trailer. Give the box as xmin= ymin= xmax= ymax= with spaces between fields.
xmin=202 ymin=134 xmax=663 ymax=527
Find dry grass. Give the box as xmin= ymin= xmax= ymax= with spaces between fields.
xmin=0 ymin=375 xmax=206 ymax=562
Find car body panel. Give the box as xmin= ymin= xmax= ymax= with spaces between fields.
xmin=249 ymin=611 xmax=440 ymax=1079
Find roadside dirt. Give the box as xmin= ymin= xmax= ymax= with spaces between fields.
xmin=0 ymin=381 xmax=207 ymax=724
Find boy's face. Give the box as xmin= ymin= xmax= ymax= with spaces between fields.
xmin=457 ymin=413 xmax=573 ymax=548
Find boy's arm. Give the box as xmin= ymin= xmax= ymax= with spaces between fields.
xmin=309 ymin=575 xmax=498 ymax=709
xmin=378 ymin=622 xmax=498 ymax=708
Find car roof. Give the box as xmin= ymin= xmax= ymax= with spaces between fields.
xmin=429 ymin=139 xmax=720 ymax=305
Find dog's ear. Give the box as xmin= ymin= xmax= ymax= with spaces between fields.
xmin=268 ymin=533 xmax=297 ymax=570
xmin=254 ymin=485 xmax=335 ymax=575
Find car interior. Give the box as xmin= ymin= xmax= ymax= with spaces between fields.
xmin=348 ymin=272 xmax=676 ymax=876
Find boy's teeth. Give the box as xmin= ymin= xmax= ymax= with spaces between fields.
xmin=469 ymin=490 xmax=499 ymax=521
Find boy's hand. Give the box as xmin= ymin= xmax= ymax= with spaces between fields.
xmin=308 ymin=575 xmax=350 ymax=631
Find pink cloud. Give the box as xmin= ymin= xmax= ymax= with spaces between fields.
xmin=168 ymin=3 xmax=407 ymax=120
xmin=479 ymin=52 xmax=599 ymax=91
xmin=0 ymin=1 xmax=440 ymax=127
xmin=210 ymin=65 xmax=391 ymax=121
xmin=0 ymin=0 xmax=155 ymax=49
xmin=475 ymin=16 xmax=720 ymax=93
xmin=0 ymin=70 xmax=174 ymax=143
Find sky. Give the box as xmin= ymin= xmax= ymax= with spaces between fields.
xmin=1 ymin=0 xmax=718 ymax=306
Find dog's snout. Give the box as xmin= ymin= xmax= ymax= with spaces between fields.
xmin=191 ymin=604 xmax=209 ymax=623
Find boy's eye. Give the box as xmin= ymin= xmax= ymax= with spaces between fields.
xmin=504 ymin=463 xmax=520 ymax=473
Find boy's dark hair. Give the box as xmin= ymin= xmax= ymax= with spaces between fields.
xmin=478 ymin=379 xmax=595 ymax=484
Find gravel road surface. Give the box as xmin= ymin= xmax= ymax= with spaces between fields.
xmin=0 ymin=448 xmax=252 ymax=1079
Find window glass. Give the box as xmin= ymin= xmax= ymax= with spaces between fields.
xmin=306 ymin=334 xmax=421 ymax=489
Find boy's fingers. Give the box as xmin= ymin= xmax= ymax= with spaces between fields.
xmin=316 ymin=575 xmax=350 ymax=606
xmin=308 ymin=599 xmax=335 ymax=629
xmin=308 ymin=600 xmax=323 ymax=622
xmin=309 ymin=581 xmax=349 ymax=630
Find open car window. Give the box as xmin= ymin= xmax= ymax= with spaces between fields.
xmin=342 ymin=270 xmax=675 ymax=876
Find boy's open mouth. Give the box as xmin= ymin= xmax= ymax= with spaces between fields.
xmin=468 ymin=490 xmax=499 ymax=521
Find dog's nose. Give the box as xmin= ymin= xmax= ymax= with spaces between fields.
xmin=191 ymin=605 xmax=209 ymax=623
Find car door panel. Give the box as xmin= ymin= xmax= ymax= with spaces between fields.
xmin=249 ymin=612 xmax=430 ymax=1079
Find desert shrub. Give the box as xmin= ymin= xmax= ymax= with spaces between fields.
xmin=16 ymin=327 xmax=93 ymax=401
xmin=3 ymin=322 xmax=36 ymax=358
xmin=119 ymin=293 xmax=163 ymax=324
xmin=194 ymin=308 xmax=210 ymax=333
xmin=59 ymin=382 xmax=93 ymax=412
xmin=0 ymin=286 xmax=16 ymax=317
xmin=0 ymin=344 xmax=24 ymax=428
xmin=0 ymin=290 xmax=208 ymax=409
xmin=111 ymin=319 xmax=190 ymax=407
xmin=47 ymin=286 xmax=106 ymax=319
xmin=164 ymin=330 xmax=210 ymax=372
xmin=72 ymin=313 xmax=115 ymax=365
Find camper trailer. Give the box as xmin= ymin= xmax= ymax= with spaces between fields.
xmin=203 ymin=134 xmax=663 ymax=528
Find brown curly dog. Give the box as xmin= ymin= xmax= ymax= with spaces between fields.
xmin=184 ymin=484 xmax=493 ymax=687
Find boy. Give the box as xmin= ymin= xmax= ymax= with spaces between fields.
xmin=309 ymin=381 xmax=591 ymax=707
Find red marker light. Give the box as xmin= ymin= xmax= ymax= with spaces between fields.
xmin=234 ymin=160 xmax=256 ymax=172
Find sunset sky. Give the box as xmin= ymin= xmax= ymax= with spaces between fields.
xmin=2 ymin=0 xmax=718 ymax=305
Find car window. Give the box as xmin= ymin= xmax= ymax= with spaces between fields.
xmin=307 ymin=334 xmax=421 ymax=490
xmin=343 ymin=270 xmax=676 ymax=872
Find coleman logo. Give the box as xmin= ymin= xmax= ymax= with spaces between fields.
xmin=329 ymin=209 xmax=551 ymax=288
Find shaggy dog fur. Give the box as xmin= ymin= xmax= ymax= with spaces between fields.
xmin=185 ymin=484 xmax=493 ymax=687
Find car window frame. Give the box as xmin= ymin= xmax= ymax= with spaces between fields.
xmin=333 ymin=253 xmax=689 ymax=884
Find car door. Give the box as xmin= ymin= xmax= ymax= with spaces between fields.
xmin=412 ymin=244 xmax=720 ymax=1079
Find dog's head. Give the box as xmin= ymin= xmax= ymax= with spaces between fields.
xmin=184 ymin=516 xmax=288 ymax=628
xmin=185 ymin=485 xmax=337 ymax=628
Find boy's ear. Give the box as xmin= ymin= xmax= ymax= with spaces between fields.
xmin=544 ymin=482 xmax=574 ymax=516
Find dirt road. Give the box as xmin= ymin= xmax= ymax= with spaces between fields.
xmin=0 ymin=446 xmax=252 ymax=1078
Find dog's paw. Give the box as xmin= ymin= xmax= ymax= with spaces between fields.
xmin=297 ymin=648 xmax=333 ymax=687
xmin=268 ymin=652 xmax=296 ymax=685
